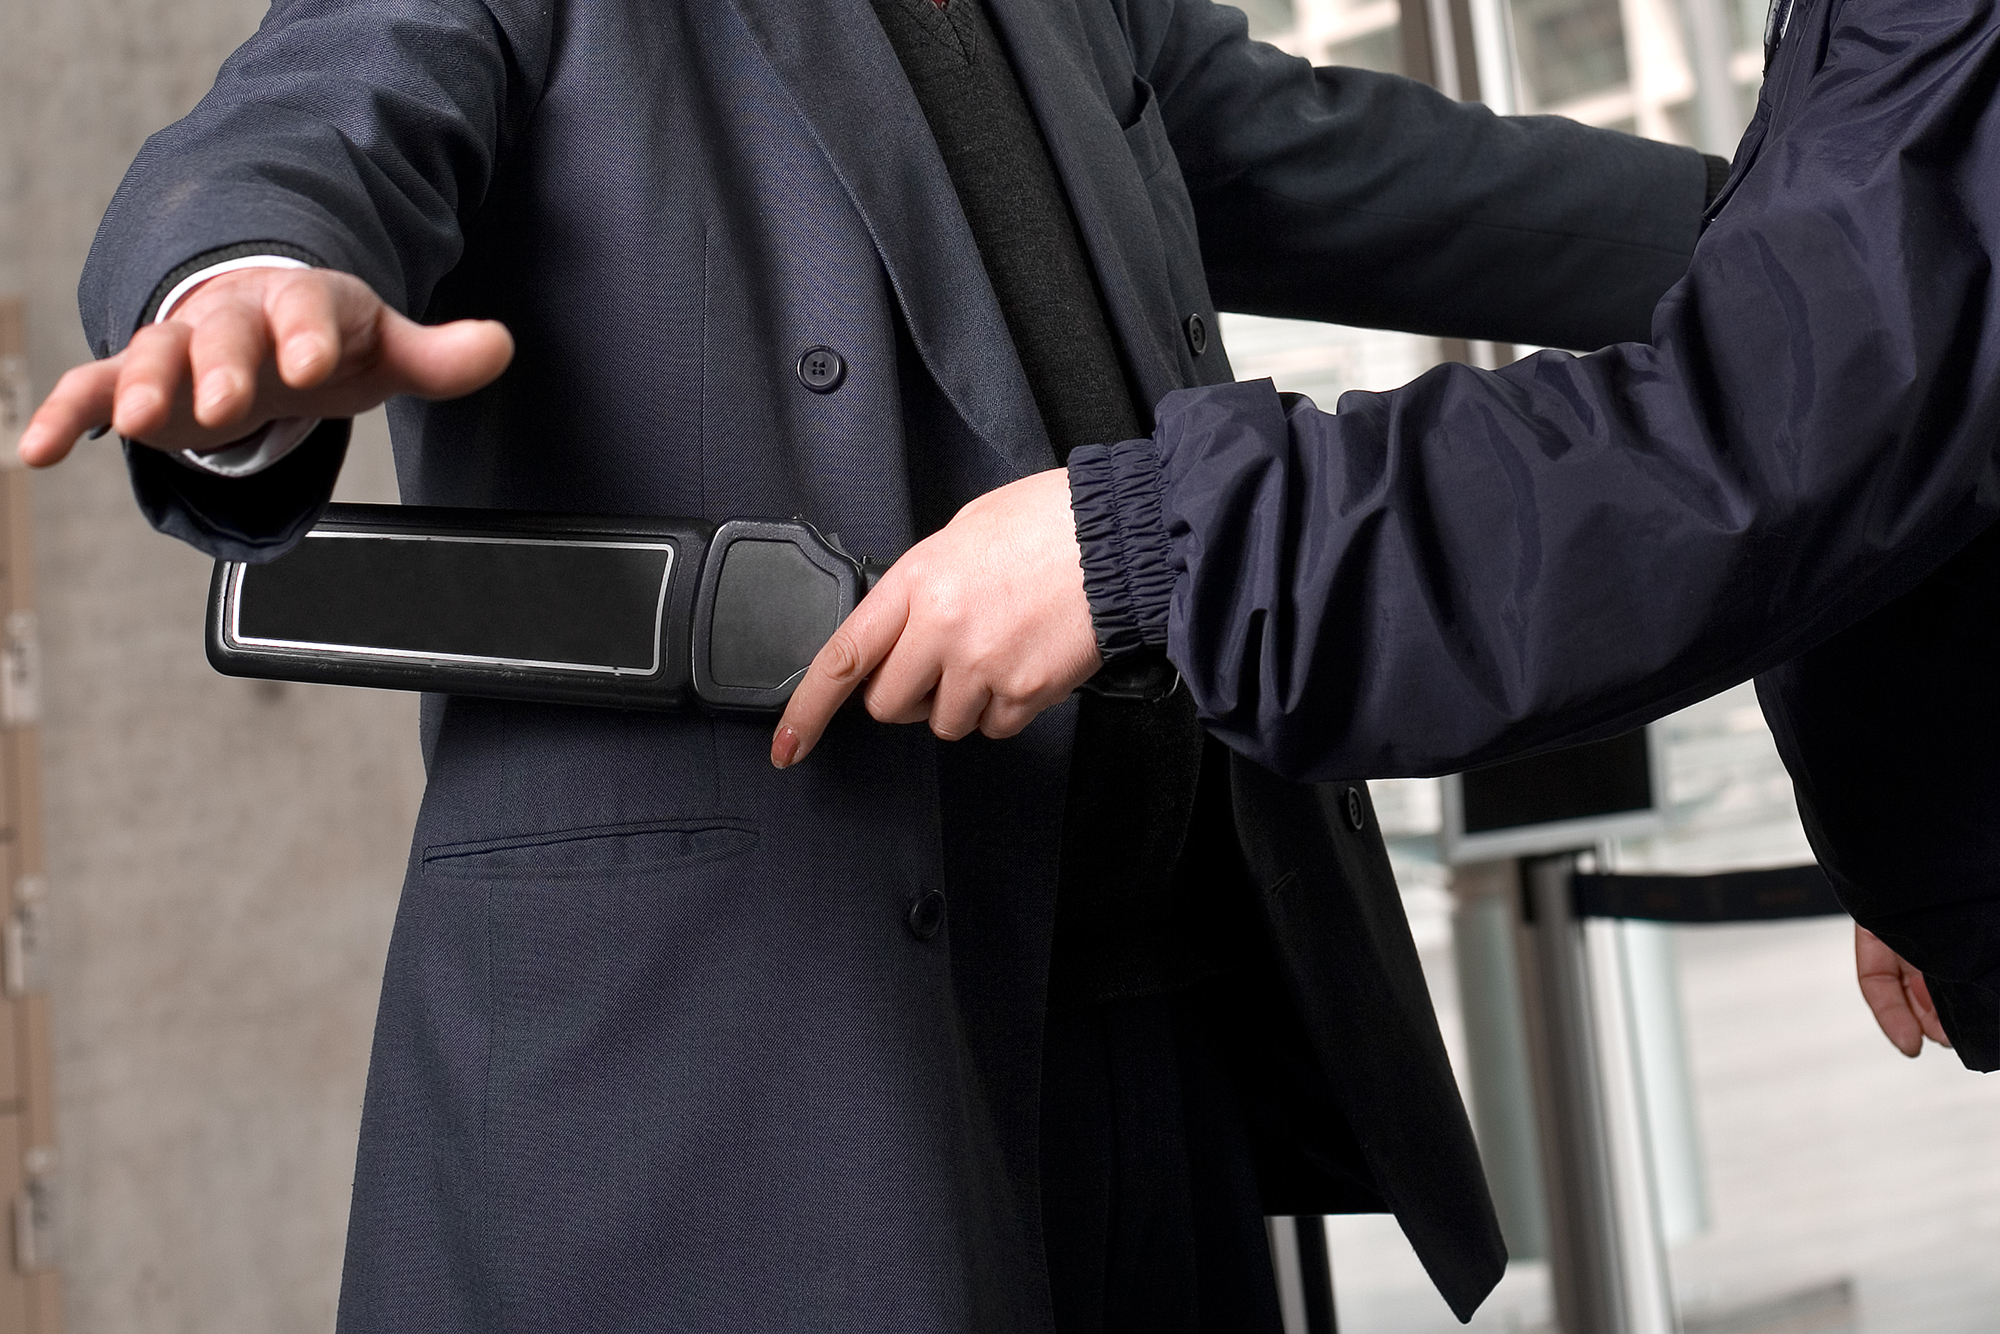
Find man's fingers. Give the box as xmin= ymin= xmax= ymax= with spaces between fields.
xmin=186 ymin=298 xmax=270 ymax=430
xmin=376 ymin=314 xmax=515 ymax=400
xmin=772 ymin=584 xmax=911 ymax=768
xmin=18 ymin=269 xmax=515 ymax=469
xmin=267 ymin=272 xmax=346 ymax=388
xmin=18 ymin=359 xmax=120 ymax=467
xmin=110 ymin=323 xmax=194 ymax=441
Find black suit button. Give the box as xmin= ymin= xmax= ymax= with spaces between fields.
xmin=797 ymin=345 xmax=846 ymax=393
xmin=907 ymin=890 xmax=946 ymax=941
xmin=1343 ymin=785 xmax=1366 ymax=832
xmin=1184 ymin=313 xmax=1208 ymax=357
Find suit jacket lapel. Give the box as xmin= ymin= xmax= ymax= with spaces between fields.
xmin=722 ymin=0 xmax=1057 ymax=478
xmin=981 ymin=0 xmax=1189 ymax=420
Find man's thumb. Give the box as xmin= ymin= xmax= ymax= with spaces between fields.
xmin=382 ymin=315 xmax=515 ymax=401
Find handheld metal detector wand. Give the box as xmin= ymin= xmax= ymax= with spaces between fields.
xmin=207 ymin=504 xmax=1172 ymax=712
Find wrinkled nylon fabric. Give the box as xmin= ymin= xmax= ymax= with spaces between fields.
xmin=1103 ymin=0 xmax=2000 ymax=782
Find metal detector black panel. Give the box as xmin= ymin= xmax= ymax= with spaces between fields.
xmin=209 ymin=505 xmax=714 ymax=710
xmin=236 ymin=534 xmax=672 ymax=669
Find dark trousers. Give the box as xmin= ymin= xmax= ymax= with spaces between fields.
xmin=1040 ymin=988 xmax=1286 ymax=1334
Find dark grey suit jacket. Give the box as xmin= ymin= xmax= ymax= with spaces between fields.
xmin=80 ymin=0 xmax=1709 ymax=1326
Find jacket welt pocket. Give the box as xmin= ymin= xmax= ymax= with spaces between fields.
xmin=422 ymin=818 xmax=759 ymax=879
xmin=1121 ymin=78 xmax=1175 ymax=182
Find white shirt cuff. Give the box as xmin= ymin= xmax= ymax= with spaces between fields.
xmin=156 ymin=255 xmax=323 ymax=479
xmin=179 ymin=416 xmax=322 ymax=477
xmin=155 ymin=254 xmax=310 ymax=322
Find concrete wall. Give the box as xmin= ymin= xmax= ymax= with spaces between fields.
xmin=2 ymin=3 xmax=423 ymax=1330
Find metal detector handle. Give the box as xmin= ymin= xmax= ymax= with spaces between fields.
xmin=689 ymin=517 xmax=868 ymax=710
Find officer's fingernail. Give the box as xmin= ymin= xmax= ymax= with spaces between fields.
xmin=771 ymin=726 xmax=800 ymax=769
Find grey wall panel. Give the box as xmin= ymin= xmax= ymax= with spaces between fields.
xmin=2 ymin=4 xmax=424 ymax=1328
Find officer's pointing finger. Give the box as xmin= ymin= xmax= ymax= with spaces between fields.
xmin=772 ymin=580 xmax=911 ymax=768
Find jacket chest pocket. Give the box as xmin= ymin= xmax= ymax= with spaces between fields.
xmin=1121 ymin=77 xmax=1176 ymax=182
xmin=1118 ymin=79 xmax=1229 ymax=390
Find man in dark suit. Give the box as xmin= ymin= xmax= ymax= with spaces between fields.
xmin=21 ymin=0 xmax=1721 ymax=1327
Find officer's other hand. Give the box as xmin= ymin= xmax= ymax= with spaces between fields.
xmin=771 ymin=468 xmax=1101 ymax=767
xmin=1856 ymin=924 xmax=1950 ymax=1057
xmin=18 ymin=267 xmax=513 ymax=466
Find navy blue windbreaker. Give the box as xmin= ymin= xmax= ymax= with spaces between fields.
xmin=1072 ymin=0 xmax=2000 ymax=1068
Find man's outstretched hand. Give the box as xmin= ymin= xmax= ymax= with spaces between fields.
xmin=1856 ymin=924 xmax=1950 ymax=1057
xmin=18 ymin=266 xmax=512 ymax=467
xmin=771 ymin=468 xmax=1100 ymax=767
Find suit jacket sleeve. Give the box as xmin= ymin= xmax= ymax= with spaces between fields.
xmin=1071 ymin=0 xmax=2000 ymax=966
xmin=79 ymin=0 xmax=554 ymax=561
xmin=1129 ymin=0 xmax=1710 ymax=350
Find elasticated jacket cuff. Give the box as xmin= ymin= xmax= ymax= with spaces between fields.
xmin=1068 ymin=437 xmax=1174 ymax=661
